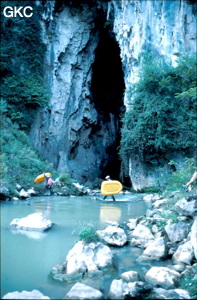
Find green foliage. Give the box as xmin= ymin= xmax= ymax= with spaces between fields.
xmin=180 ymin=264 xmax=197 ymax=299
xmin=0 ymin=0 xmax=49 ymax=131
xmin=59 ymin=173 xmax=73 ymax=185
xmin=120 ymin=53 xmax=197 ymax=168
xmin=165 ymin=157 xmax=196 ymax=191
xmin=78 ymin=223 xmax=100 ymax=244
xmin=0 ymin=117 xmax=58 ymax=195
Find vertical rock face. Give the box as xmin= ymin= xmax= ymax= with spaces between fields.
xmin=30 ymin=1 xmax=125 ymax=183
xmin=30 ymin=0 xmax=196 ymax=187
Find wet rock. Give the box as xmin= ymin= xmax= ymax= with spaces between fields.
xmin=165 ymin=222 xmax=190 ymax=243
xmin=152 ymin=287 xmax=191 ymax=299
xmin=66 ymin=282 xmax=103 ymax=299
xmin=0 ymin=185 xmax=10 ymax=200
xmin=191 ymin=217 xmax=197 ymax=259
xmin=138 ymin=237 xmax=167 ymax=261
xmin=152 ymin=199 xmax=168 ymax=209
xmin=120 ymin=270 xmax=140 ymax=282
xmin=9 ymin=213 xmax=52 ymax=231
xmin=108 ymin=280 xmax=152 ymax=299
xmin=127 ymin=218 xmax=137 ymax=230
xmin=145 ymin=266 xmax=181 ymax=289
xmin=2 ymin=289 xmax=50 ymax=299
xmin=65 ymin=241 xmax=113 ymax=275
xmin=174 ymin=198 xmax=197 ymax=217
xmin=19 ymin=189 xmax=30 ymax=199
xmin=96 ymin=225 xmax=128 ymax=247
xmin=108 ymin=279 xmax=129 ymax=299
xmin=130 ymin=224 xmax=154 ymax=248
xmin=172 ymin=241 xmax=194 ymax=265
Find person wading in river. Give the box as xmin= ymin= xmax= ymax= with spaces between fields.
xmin=103 ymin=175 xmax=116 ymax=201
xmin=44 ymin=173 xmax=54 ymax=195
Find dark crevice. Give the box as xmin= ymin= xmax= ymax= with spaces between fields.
xmin=90 ymin=26 xmax=129 ymax=185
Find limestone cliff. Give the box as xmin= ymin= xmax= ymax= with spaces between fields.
xmin=30 ymin=0 xmax=196 ymax=188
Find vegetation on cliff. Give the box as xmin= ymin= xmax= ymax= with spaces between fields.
xmin=120 ymin=53 xmax=197 ymax=175
xmin=1 ymin=0 xmax=48 ymax=131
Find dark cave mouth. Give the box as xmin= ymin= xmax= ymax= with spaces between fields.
xmin=90 ymin=26 xmax=130 ymax=186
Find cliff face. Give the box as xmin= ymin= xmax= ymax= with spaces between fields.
xmin=30 ymin=0 xmax=196 ymax=187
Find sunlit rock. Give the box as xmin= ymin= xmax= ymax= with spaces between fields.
xmin=120 ymin=270 xmax=140 ymax=282
xmin=138 ymin=237 xmax=167 ymax=261
xmin=66 ymin=282 xmax=103 ymax=299
xmin=2 ymin=289 xmax=50 ymax=299
xmin=130 ymin=224 xmax=154 ymax=248
xmin=165 ymin=222 xmax=190 ymax=243
xmin=9 ymin=213 xmax=52 ymax=231
xmin=108 ymin=279 xmax=129 ymax=299
xmin=145 ymin=267 xmax=181 ymax=289
xmin=65 ymin=241 xmax=113 ymax=275
xmin=174 ymin=198 xmax=197 ymax=217
xmin=19 ymin=189 xmax=30 ymax=199
xmin=172 ymin=241 xmax=194 ymax=265
xmin=96 ymin=225 xmax=128 ymax=247
xmin=152 ymin=287 xmax=191 ymax=299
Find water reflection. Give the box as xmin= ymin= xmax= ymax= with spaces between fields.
xmin=100 ymin=205 xmax=122 ymax=223
xmin=10 ymin=229 xmax=48 ymax=240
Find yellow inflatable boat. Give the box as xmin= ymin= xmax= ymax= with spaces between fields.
xmin=101 ymin=180 xmax=123 ymax=195
xmin=34 ymin=173 xmax=52 ymax=184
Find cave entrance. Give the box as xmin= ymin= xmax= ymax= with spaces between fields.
xmin=90 ymin=26 xmax=130 ymax=186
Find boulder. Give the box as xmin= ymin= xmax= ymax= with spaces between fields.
xmin=9 ymin=213 xmax=52 ymax=231
xmin=139 ymin=237 xmax=167 ymax=260
xmin=65 ymin=241 xmax=113 ymax=275
xmin=130 ymin=224 xmax=154 ymax=248
xmin=96 ymin=225 xmax=128 ymax=247
xmin=2 ymin=290 xmax=50 ymax=299
xmin=152 ymin=199 xmax=168 ymax=209
xmin=152 ymin=287 xmax=191 ymax=299
xmin=190 ymin=218 xmax=197 ymax=259
xmin=108 ymin=280 xmax=152 ymax=299
xmin=19 ymin=189 xmax=30 ymax=199
xmin=120 ymin=270 xmax=140 ymax=282
xmin=108 ymin=279 xmax=129 ymax=299
xmin=0 ymin=185 xmax=10 ymax=200
xmin=145 ymin=267 xmax=181 ymax=289
xmin=127 ymin=218 xmax=137 ymax=230
xmin=165 ymin=222 xmax=190 ymax=243
xmin=66 ymin=282 xmax=103 ymax=299
xmin=172 ymin=241 xmax=194 ymax=265
xmin=174 ymin=198 xmax=197 ymax=217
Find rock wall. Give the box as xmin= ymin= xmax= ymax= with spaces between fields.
xmin=30 ymin=0 xmax=196 ymax=188
xmin=110 ymin=0 xmax=196 ymax=189
xmin=30 ymin=0 xmax=124 ymax=183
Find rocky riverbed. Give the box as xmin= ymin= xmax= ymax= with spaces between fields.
xmin=2 ymin=189 xmax=197 ymax=299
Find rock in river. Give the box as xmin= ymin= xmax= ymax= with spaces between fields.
xmin=9 ymin=213 xmax=52 ymax=231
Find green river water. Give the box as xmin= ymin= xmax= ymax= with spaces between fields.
xmin=1 ymin=194 xmax=160 ymax=299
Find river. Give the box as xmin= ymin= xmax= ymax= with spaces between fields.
xmin=1 ymin=194 xmax=157 ymax=299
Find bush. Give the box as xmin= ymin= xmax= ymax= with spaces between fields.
xmin=120 ymin=53 xmax=197 ymax=169
xmin=0 ymin=117 xmax=58 ymax=195
xmin=78 ymin=223 xmax=100 ymax=244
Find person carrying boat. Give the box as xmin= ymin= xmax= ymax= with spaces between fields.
xmin=103 ymin=175 xmax=116 ymax=201
xmin=44 ymin=173 xmax=53 ymax=194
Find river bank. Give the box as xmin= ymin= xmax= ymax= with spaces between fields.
xmin=1 ymin=188 xmax=197 ymax=299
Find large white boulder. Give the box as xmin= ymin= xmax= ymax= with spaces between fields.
xmin=165 ymin=222 xmax=190 ymax=243
xmin=145 ymin=267 xmax=181 ymax=289
xmin=174 ymin=198 xmax=197 ymax=217
xmin=65 ymin=241 xmax=113 ymax=274
xmin=66 ymin=282 xmax=103 ymax=299
xmin=139 ymin=237 xmax=167 ymax=260
xmin=130 ymin=224 xmax=154 ymax=248
xmin=96 ymin=225 xmax=128 ymax=246
xmin=172 ymin=241 xmax=194 ymax=265
xmin=9 ymin=213 xmax=52 ymax=231
xmin=2 ymin=290 xmax=50 ymax=299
